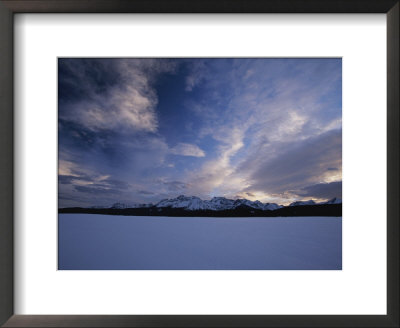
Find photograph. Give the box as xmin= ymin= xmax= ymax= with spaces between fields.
xmin=58 ymin=58 xmax=342 ymax=270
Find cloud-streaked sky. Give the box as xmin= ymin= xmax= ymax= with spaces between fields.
xmin=58 ymin=58 xmax=342 ymax=207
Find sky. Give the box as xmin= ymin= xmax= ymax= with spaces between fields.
xmin=58 ymin=58 xmax=342 ymax=207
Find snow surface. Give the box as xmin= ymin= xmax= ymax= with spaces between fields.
xmin=59 ymin=214 xmax=342 ymax=270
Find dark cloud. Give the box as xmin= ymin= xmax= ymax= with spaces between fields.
xmin=58 ymin=175 xmax=77 ymax=185
xmin=105 ymin=179 xmax=130 ymax=190
xmin=59 ymin=193 xmax=81 ymax=201
xmin=138 ymin=190 xmax=155 ymax=195
xmin=73 ymin=177 xmax=130 ymax=194
xmin=58 ymin=174 xmax=91 ymax=185
xmin=243 ymin=129 xmax=342 ymax=195
xmin=295 ymin=181 xmax=342 ymax=199
xmin=163 ymin=181 xmax=188 ymax=191
xmin=327 ymin=167 xmax=339 ymax=171
xmin=59 ymin=121 xmax=168 ymax=183
xmin=58 ymin=58 xmax=121 ymax=105
xmin=74 ymin=185 xmax=116 ymax=194
xmin=59 ymin=171 xmax=129 ymax=189
xmin=59 ymin=119 xmax=117 ymax=150
xmin=58 ymin=58 xmax=178 ymax=133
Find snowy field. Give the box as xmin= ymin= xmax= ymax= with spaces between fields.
xmin=58 ymin=214 xmax=342 ymax=270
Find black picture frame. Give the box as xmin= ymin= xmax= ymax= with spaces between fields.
xmin=0 ymin=1 xmax=398 ymax=327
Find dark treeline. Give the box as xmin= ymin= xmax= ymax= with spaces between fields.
xmin=59 ymin=204 xmax=342 ymax=217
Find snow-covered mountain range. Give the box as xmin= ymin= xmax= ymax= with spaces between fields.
xmin=154 ymin=195 xmax=282 ymax=211
xmin=107 ymin=195 xmax=341 ymax=212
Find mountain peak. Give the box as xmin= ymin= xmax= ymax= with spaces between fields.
xmin=324 ymin=197 xmax=342 ymax=204
xmin=289 ymin=200 xmax=316 ymax=207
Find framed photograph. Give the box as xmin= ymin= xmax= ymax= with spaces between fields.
xmin=57 ymin=57 xmax=343 ymax=271
xmin=0 ymin=1 xmax=398 ymax=327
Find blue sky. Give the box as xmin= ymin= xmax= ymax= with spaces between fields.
xmin=58 ymin=58 xmax=342 ymax=207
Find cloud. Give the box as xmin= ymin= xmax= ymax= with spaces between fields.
xmin=61 ymin=173 xmax=131 ymax=192
xmin=170 ymin=143 xmax=205 ymax=157
xmin=138 ymin=190 xmax=155 ymax=195
xmin=295 ymin=181 xmax=342 ymax=200
xmin=58 ymin=159 xmax=137 ymax=206
xmin=60 ymin=171 xmax=161 ymax=206
xmin=239 ymin=129 xmax=342 ymax=197
xmin=59 ymin=174 xmax=87 ymax=185
xmin=59 ymin=58 xmax=176 ymax=133
xmin=185 ymin=60 xmax=207 ymax=91
xmin=192 ymin=59 xmax=341 ymax=144
xmin=162 ymin=181 xmax=189 ymax=191
xmin=59 ymin=120 xmax=169 ymax=179
xmin=183 ymin=127 xmax=247 ymax=197
xmin=74 ymin=185 xmax=116 ymax=194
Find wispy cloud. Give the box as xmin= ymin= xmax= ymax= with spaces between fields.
xmin=59 ymin=58 xmax=177 ymax=133
xmin=183 ymin=127 xmax=247 ymax=198
xmin=162 ymin=180 xmax=189 ymax=191
xmin=185 ymin=60 xmax=207 ymax=91
xmin=170 ymin=143 xmax=205 ymax=157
